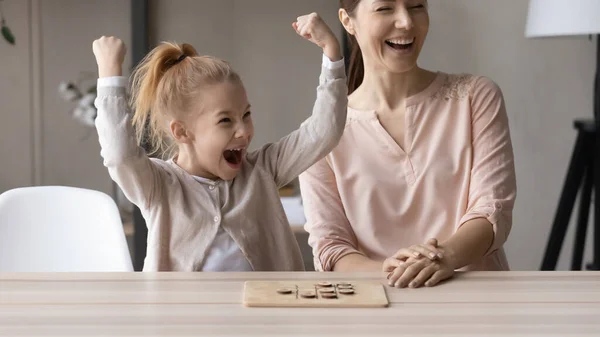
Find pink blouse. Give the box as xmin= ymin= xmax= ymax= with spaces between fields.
xmin=299 ymin=72 xmax=517 ymax=272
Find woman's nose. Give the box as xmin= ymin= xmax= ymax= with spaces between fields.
xmin=395 ymin=7 xmax=414 ymax=30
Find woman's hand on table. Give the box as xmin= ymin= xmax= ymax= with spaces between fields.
xmin=386 ymin=238 xmax=444 ymax=261
xmin=382 ymin=238 xmax=455 ymax=288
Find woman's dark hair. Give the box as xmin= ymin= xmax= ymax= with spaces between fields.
xmin=340 ymin=0 xmax=363 ymax=94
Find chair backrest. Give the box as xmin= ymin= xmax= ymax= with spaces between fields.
xmin=0 ymin=186 xmax=133 ymax=271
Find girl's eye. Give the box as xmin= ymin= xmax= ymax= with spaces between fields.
xmin=376 ymin=7 xmax=392 ymax=12
xmin=243 ymin=111 xmax=252 ymax=118
xmin=219 ymin=118 xmax=231 ymax=124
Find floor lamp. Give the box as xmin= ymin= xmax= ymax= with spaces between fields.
xmin=525 ymin=0 xmax=600 ymax=270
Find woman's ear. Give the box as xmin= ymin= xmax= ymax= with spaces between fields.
xmin=170 ymin=120 xmax=193 ymax=144
xmin=339 ymin=8 xmax=356 ymax=36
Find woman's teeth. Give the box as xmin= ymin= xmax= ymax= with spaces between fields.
xmin=386 ymin=37 xmax=415 ymax=46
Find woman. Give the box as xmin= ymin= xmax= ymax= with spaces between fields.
xmin=299 ymin=0 xmax=516 ymax=288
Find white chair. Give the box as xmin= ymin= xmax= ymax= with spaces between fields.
xmin=0 ymin=186 xmax=133 ymax=271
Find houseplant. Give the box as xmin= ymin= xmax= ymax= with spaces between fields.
xmin=0 ymin=0 xmax=15 ymax=45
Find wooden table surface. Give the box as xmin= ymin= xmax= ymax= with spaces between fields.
xmin=1 ymin=271 xmax=599 ymax=336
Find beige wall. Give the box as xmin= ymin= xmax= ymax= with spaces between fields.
xmin=0 ymin=0 xmax=33 ymax=191
xmin=39 ymin=0 xmax=131 ymax=193
xmin=0 ymin=0 xmax=130 ymax=195
xmin=0 ymin=0 xmax=596 ymax=271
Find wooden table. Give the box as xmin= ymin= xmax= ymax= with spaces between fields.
xmin=1 ymin=271 xmax=599 ymax=336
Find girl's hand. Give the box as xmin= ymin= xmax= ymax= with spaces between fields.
xmin=292 ymin=13 xmax=341 ymax=61
xmin=92 ymin=36 xmax=126 ymax=78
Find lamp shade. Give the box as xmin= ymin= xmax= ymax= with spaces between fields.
xmin=525 ymin=0 xmax=600 ymax=38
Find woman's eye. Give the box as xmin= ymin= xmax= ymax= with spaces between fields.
xmin=219 ymin=118 xmax=231 ymax=123
xmin=243 ymin=111 xmax=252 ymax=118
xmin=376 ymin=7 xmax=392 ymax=12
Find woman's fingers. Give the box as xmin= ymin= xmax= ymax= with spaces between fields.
xmin=394 ymin=260 xmax=427 ymax=288
xmin=408 ymin=263 xmax=438 ymax=288
xmin=390 ymin=248 xmax=415 ymax=260
xmin=382 ymin=257 xmax=404 ymax=272
xmin=387 ymin=260 xmax=413 ymax=286
xmin=393 ymin=244 xmax=442 ymax=260
xmin=425 ymin=269 xmax=453 ymax=287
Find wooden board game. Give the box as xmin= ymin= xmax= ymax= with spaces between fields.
xmin=243 ymin=280 xmax=389 ymax=308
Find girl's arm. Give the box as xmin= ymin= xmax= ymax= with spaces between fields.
xmin=93 ymin=36 xmax=165 ymax=209
xmin=251 ymin=13 xmax=348 ymax=187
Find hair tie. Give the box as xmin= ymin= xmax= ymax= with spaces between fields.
xmin=174 ymin=54 xmax=187 ymax=65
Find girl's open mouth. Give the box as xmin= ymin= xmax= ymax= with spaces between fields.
xmin=223 ymin=148 xmax=243 ymax=168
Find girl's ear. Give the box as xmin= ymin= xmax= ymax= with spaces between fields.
xmin=170 ymin=120 xmax=193 ymax=144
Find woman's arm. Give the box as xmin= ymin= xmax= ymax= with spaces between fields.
xmin=299 ymin=157 xmax=366 ymax=271
xmin=446 ymin=76 xmax=516 ymax=268
xmin=332 ymin=253 xmax=382 ymax=272
xmin=439 ymin=218 xmax=494 ymax=269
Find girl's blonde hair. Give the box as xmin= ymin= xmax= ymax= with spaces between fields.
xmin=130 ymin=41 xmax=241 ymax=158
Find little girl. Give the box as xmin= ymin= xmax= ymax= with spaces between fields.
xmin=92 ymin=13 xmax=347 ymax=271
